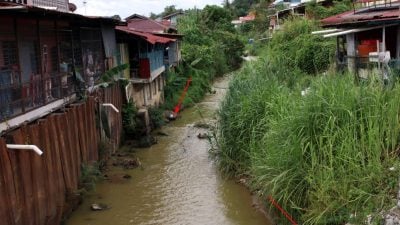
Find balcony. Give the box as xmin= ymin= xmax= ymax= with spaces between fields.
xmin=337 ymin=56 xmax=400 ymax=80
xmin=0 ymin=0 xmax=28 ymax=4
xmin=129 ymin=57 xmax=165 ymax=84
xmin=0 ymin=69 xmax=77 ymax=124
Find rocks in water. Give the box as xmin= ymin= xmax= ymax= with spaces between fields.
xmin=194 ymin=122 xmax=213 ymax=129
xmin=124 ymin=135 xmax=158 ymax=148
xmin=238 ymin=178 xmax=247 ymax=185
xmin=112 ymin=157 xmax=141 ymax=169
xmin=156 ymin=131 xmax=169 ymax=136
xmin=137 ymin=135 xmax=157 ymax=148
xmin=164 ymin=110 xmax=177 ymax=121
xmin=103 ymin=173 xmax=134 ymax=183
xmin=197 ymin=133 xmax=209 ymax=139
xmin=386 ymin=207 xmax=400 ymax=225
xmin=122 ymin=174 xmax=132 ymax=179
xmin=90 ymin=203 xmax=110 ymax=211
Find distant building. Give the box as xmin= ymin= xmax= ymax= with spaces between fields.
xmin=0 ymin=0 xmax=70 ymax=12
xmin=0 ymin=2 xmax=119 ymax=132
xmin=162 ymin=11 xmax=184 ymax=28
xmin=318 ymin=0 xmax=400 ymax=79
xmin=231 ymin=12 xmax=256 ymax=28
xmin=116 ymin=14 xmax=183 ymax=133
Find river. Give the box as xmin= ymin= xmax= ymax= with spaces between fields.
xmin=66 ymin=75 xmax=271 ymax=225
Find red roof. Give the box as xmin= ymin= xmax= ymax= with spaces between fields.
xmin=116 ymin=26 xmax=175 ymax=44
xmin=239 ymin=14 xmax=256 ymax=22
xmin=322 ymin=6 xmax=400 ymax=27
xmin=126 ymin=16 xmax=169 ymax=33
xmin=161 ymin=20 xmax=171 ymax=27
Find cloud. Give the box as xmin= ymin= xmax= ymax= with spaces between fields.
xmin=70 ymin=0 xmax=224 ymax=18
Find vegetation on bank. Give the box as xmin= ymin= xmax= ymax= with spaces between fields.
xmin=163 ymin=6 xmax=244 ymax=110
xmin=217 ymin=17 xmax=400 ymax=224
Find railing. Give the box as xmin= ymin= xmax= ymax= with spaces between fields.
xmin=0 ymin=69 xmax=76 ymax=122
xmin=337 ymin=56 xmax=400 ymax=79
xmin=0 ymin=0 xmax=28 ymax=4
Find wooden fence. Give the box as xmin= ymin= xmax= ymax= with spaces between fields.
xmin=0 ymin=85 xmax=123 ymax=225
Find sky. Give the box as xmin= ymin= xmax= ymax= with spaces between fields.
xmin=70 ymin=0 xmax=224 ymax=19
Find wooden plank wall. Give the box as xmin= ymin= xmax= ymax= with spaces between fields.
xmin=0 ymin=85 xmax=123 ymax=225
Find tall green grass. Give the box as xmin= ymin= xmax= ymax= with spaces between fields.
xmin=218 ymin=18 xmax=400 ymax=224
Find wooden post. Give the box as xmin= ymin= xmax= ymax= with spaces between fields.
xmin=346 ymin=33 xmax=356 ymax=73
xmin=396 ymin=25 xmax=400 ymax=59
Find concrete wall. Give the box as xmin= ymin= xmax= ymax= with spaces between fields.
xmin=130 ymin=74 xmax=165 ymax=109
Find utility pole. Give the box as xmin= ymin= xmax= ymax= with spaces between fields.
xmin=83 ymin=0 xmax=87 ymax=15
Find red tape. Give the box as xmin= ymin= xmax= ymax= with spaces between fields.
xmin=267 ymin=195 xmax=298 ymax=225
xmin=173 ymin=77 xmax=192 ymax=113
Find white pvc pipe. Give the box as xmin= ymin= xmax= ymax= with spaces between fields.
xmin=102 ymin=103 xmax=119 ymax=113
xmin=7 ymin=144 xmax=43 ymax=156
xmin=323 ymin=24 xmax=397 ymax=38
xmin=312 ymin=29 xmax=343 ymax=34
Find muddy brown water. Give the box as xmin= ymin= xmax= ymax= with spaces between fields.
xmin=66 ymin=75 xmax=271 ymax=225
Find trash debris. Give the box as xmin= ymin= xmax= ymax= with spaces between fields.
xmin=90 ymin=203 xmax=110 ymax=211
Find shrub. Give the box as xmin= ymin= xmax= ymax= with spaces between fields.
xmin=148 ymin=107 xmax=165 ymax=129
xmin=122 ymin=101 xmax=137 ymax=137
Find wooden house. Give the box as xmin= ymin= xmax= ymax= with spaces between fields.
xmin=318 ymin=0 xmax=400 ymax=79
xmin=0 ymin=2 xmax=119 ymax=132
xmin=116 ymin=14 xmax=182 ymax=110
xmin=116 ymin=26 xmax=173 ymax=108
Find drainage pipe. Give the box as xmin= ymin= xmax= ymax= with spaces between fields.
xmin=6 ymin=144 xmax=43 ymax=156
xmin=102 ymin=103 xmax=119 ymax=113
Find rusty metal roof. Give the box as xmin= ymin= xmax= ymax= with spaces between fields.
xmin=321 ymin=3 xmax=400 ymax=27
xmin=116 ymin=26 xmax=176 ymax=44
xmin=0 ymin=3 xmax=119 ymax=23
xmin=127 ymin=17 xmax=170 ymax=33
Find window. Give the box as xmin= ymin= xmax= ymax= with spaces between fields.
xmin=80 ymin=28 xmax=104 ymax=87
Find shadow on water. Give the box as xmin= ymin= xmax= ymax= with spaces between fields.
xmin=66 ymin=75 xmax=272 ymax=225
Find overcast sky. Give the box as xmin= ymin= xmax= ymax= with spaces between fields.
xmin=70 ymin=0 xmax=224 ymax=19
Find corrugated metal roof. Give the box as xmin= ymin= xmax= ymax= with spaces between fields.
xmin=116 ymin=26 xmax=175 ymax=44
xmin=321 ymin=4 xmax=400 ymax=27
xmin=161 ymin=20 xmax=171 ymax=27
xmin=127 ymin=17 xmax=170 ymax=33
xmin=0 ymin=3 xmax=119 ymax=23
xmin=162 ymin=11 xmax=184 ymax=20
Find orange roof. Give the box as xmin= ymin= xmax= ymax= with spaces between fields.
xmin=116 ymin=26 xmax=175 ymax=44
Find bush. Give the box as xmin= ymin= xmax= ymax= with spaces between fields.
xmin=148 ymin=107 xmax=165 ymax=129
xmin=267 ymin=17 xmax=335 ymax=75
xmin=306 ymin=0 xmax=353 ymax=20
xmin=122 ymin=101 xmax=137 ymax=137
xmin=162 ymin=7 xmax=245 ymax=111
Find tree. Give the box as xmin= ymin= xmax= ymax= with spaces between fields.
xmin=201 ymin=5 xmax=234 ymax=32
xmin=161 ymin=5 xmax=179 ymax=17
xmin=223 ymin=0 xmax=231 ymax=9
xmin=149 ymin=12 xmax=158 ymax=19
xmin=111 ymin=15 xmax=121 ymax=21
xmin=231 ymin=0 xmax=259 ymax=16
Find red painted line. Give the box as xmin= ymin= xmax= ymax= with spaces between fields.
xmin=267 ymin=195 xmax=298 ymax=225
xmin=173 ymin=77 xmax=192 ymax=114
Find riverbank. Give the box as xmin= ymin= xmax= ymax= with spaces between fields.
xmin=217 ymin=18 xmax=400 ymax=224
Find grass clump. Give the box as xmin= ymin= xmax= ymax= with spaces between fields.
xmin=79 ymin=163 xmax=102 ymax=193
xmin=122 ymin=101 xmax=138 ymax=137
xmin=148 ymin=107 xmax=165 ymax=129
